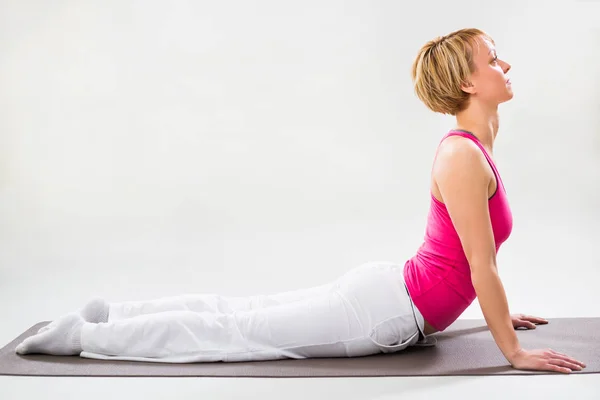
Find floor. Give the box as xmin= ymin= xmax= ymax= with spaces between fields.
xmin=1 ymin=216 xmax=599 ymax=399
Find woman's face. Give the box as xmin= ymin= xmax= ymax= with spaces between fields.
xmin=463 ymin=37 xmax=513 ymax=106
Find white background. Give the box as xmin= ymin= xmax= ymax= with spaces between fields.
xmin=1 ymin=0 xmax=599 ymax=398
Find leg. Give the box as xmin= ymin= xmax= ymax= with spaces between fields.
xmin=38 ymin=281 xmax=333 ymax=333
xmin=17 ymin=262 xmax=423 ymax=362
xmin=82 ymin=291 xmax=375 ymax=362
xmin=38 ymin=297 xmax=110 ymax=333
xmin=108 ymin=282 xmax=334 ymax=322
xmin=18 ymin=291 xmax=375 ymax=361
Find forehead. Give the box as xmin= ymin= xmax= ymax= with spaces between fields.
xmin=474 ymin=37 xmax=495 ymax=58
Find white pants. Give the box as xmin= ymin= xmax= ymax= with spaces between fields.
xmin=80 ymin=261 xmax=435 ymax=363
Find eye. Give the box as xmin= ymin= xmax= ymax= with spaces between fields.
xmin=492 ymin=55 xmax=498 ymax=63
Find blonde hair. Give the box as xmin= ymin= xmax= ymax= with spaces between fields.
xmin=411 ymin=28 xmax=495 ymax=115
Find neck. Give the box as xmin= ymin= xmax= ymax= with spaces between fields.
xmin=453 ymin=102 xmax=499 ymax=152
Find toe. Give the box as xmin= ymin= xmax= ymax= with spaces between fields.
xmin=15 ymin=335 xmax=38 ymax=354
xmin=15 ymin=343 xmax=26 ymax=354
xmin=17 ymin=331 xmax=50 ymax=354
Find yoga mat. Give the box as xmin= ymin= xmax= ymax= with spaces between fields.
xmin=1 ymin=318 xmax=597 ymax=377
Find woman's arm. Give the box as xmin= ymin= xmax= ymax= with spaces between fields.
xmin=435 ymin=137 xmax=586 ymax=373
xmin=434 ymin=138 xmax=521 ymax=362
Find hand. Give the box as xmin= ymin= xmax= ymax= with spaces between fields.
xmin=510 ymin=313 xmax=548 ymax=330
xmin=509 ymin=348 xmax=586 ymax=374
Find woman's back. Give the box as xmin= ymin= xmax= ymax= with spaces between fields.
xmin=403 ymin=130 xmax=513 ymax=332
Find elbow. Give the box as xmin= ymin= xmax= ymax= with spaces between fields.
xmin=469 ymin=256 xmax=498 ymax=278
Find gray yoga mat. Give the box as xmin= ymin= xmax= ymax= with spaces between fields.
xmin=1 ymin=317 xmax=597 ymax=377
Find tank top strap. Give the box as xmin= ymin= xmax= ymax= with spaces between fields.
xmin=440 ymin=130 xmax=505 ymax=192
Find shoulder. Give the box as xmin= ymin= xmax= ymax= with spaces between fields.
xmin=433 ymin=136 xmax=490 ymax=181
xmin=436 ymin=135 xmax=484 ymax=162
xmin=431 ymin=135 xmax=499 ymax=270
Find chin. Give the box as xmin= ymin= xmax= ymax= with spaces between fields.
xmin=500 ymin=92 xmax=514 ymax=104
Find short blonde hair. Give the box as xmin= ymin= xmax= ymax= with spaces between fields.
xmin=411 ymin=28 xmax=495 ymax=115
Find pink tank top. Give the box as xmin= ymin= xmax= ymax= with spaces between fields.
xmin=403 ymin=130 xmax=513 ymax=331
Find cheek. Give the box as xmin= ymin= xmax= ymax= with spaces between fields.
xmin=479 ymin=78 xmax=499 ymax=96
xmin=487 ymin=72 xmax=507 ymax=92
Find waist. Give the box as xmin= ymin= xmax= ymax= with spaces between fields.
xmin=403 ymin=258 xmax=476 ymax=331
xmin=416 ymin=242 xmax=469 ymax=270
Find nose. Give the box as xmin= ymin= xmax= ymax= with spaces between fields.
xmin=502 ymin=60 xmax=511 ymax=73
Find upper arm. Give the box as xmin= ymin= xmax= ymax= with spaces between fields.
xmin=433 ymin=139 xmax=496 ymax=273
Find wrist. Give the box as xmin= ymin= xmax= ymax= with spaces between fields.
xmin=506 ymin=347 xmax=524 ymax=363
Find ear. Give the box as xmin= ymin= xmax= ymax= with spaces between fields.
xmin=461 ymin=80 xmax=476 ymax=94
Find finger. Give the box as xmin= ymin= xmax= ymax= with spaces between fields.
xmin=523 ymin=315 xmax=548 ymax=324
xmin=550 ymin=351 xmax=587 ymax=368
xmin=525 ymin=321 xmax=536 ymax=329
xmin=546 ymin=363 xmax=572 ymax=374
xmin=515 ymin=320 xmax=536 ymax=329
xmin=549 ymin=349 xmax=586 ymax=366
xmin=549 ymin=358 xmax=584 ymax=372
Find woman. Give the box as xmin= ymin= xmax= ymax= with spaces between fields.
xmin=16 ymin=28 xmax=586 ymax=373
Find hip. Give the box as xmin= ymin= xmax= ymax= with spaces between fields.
xmin=332 ymin=261 xmax=435 ymax=348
